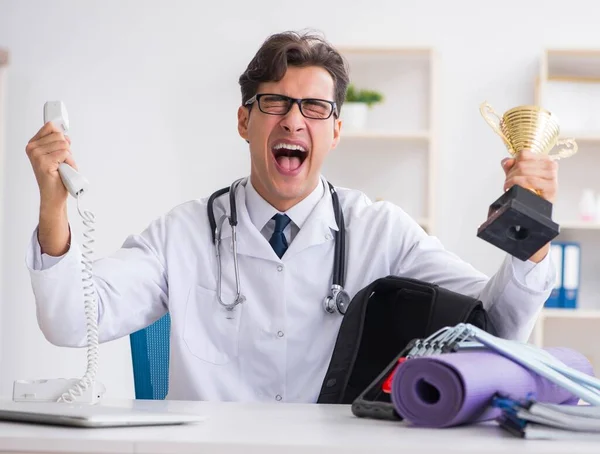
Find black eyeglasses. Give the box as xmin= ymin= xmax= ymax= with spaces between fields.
xmin=245 ymin=93 xmax=338 ymax=120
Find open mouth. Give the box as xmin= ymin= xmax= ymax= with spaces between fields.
xmin=271 ymin=142 xmax=309 ymax=176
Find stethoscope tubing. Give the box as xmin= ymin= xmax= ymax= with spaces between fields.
xmin=207 ymin=178 xmax=346 ymax=312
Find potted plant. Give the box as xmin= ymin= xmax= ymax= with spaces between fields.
xmin=342 ymin=84 xmax=384 ymax=130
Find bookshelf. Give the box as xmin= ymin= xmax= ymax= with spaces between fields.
xmin=530 ymin=49 xmax=600 ymax=372
xmin=321 ymin=46 xmax=437 ymax=234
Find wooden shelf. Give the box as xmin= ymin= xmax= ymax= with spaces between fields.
xmin=342 ymin=130 xmax=430 ymax=141
xmin=541 ymin=308 xmax=600 ymax=319
xmin=548 ymin=75 xmax=600 ymax=84
xmin=558 ymin=221 xmax=600 ymax=230
xmin=548 ymin=49 xmax=600 ymax=57
xmin=546 ymin=49 xmax=600 ymax=82
xmin=561 ymin=132 xmax=600 ymax=142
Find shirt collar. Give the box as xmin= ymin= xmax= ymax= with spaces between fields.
xmin=245 ymin=177 xmax=325 ymax=231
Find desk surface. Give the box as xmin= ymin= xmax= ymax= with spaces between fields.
xmin=0 ymin=398 xmax=597 ymax=454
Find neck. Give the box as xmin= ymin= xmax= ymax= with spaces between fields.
xmin=250 ymin=175 xmax=319 ymax=212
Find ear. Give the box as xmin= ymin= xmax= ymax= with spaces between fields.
xmin=331 ymin=118 xmax=342 ymax=149
xmin=237 ymin=106 xmax=249 ymax=141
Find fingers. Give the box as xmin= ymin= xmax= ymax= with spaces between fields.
xmin=25 ymin=123 xmax=75 ymax=206
xmin=503 ymin=175 xmax=556 ymax=193
xmin=34 ymin=131 xmax=68 ymax=147
xmin=500 ymin=149 xmax=548 ymax=171
xmin=39 ymin=149 xmax=74 ymax=174
xmin=30 ymin=121 xmax=62 ymax=142
xmin=514 ymin=149 xmax=557 ymax=167
xmin=504 ymin=149 xmax=558 ymax=177
xmin=503 ymin=149 xmax=559 ymax=203
xmin=26 ymin=139 xmax=70 ymax=159
xmin=504 ymin=176 xmax=557 ymax=202
xmin=26 ymin=132 xmax=70 ymax=159
xmin=506 ymin=159 xmax=557 ymax=181
xmin=63 ymin=152 xmax=78 ymax=170
xmin=26 ymin=130 xmax=74 ymax=176
xmin=501 ymin=157 xmax=515 ymax=175
xmin=517 ymin=149 xmax=545 ymax=161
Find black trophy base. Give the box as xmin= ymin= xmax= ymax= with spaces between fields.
xmin=477 ymin=185 xmax=559 ymax=261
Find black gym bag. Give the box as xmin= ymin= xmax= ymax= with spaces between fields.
xmin=317 ymin=276 xmax=497 ymax=405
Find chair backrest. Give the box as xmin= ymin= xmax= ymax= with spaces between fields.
xmin=129 ymin=313 xmax=171 ymax=400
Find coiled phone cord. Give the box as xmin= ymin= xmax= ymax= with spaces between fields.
xmin=57 ymin=196 xmax=99 ymax=403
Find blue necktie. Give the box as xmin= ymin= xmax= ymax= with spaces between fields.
xmin=269 ymin=214 xmax=291 ymax=258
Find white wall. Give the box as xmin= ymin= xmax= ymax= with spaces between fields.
xmin=1 ymin=0 xmax=599 ymax=399
xmin=0 ymin=53 xmax=7 ymax=376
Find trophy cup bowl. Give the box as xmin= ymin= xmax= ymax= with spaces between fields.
xmin=478 ymin=102 xmax=578 ymax=261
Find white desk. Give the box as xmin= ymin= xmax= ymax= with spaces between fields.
xmin=0 ymin=398 xmax=597 ymax=454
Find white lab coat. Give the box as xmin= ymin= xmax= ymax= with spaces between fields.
xmin=26 ymin=176 xmax=554 ymax=403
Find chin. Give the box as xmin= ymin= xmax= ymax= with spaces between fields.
xmin=273 ymin=179 xmax=306 ymax=196
xmin=269 ymin=176 xmax=314 ymax=202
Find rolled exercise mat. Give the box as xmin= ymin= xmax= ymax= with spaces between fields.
xmin=391 ymin=347 xmax=594 ymax=428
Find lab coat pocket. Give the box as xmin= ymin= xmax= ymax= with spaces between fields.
xmin=183 ymin=284 xmax=241 ymax=365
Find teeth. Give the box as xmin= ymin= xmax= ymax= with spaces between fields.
xmin=273 ymin=143 xmax=307 ymax=153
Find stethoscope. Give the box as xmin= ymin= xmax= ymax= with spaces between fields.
xmin=207 ymin=178 xmax=350 ymax=315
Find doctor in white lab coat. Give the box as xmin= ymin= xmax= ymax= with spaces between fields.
xmin=24 ymin=30 xmax=557 ymax=403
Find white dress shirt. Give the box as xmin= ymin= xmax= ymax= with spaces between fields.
xmin=26 ymin=176 xmax=554 ymax=403
xmin=245 ymin=176 xmax=324 ymax=245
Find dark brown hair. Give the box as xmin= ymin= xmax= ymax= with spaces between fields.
xmin=238 ymin=30 xmax=350 ymax=115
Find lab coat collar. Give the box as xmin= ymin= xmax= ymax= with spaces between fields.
xmin=217 ymin=176 xmax=339 ymax=262
xmin=245 ymin=178 xmax=325 ymax=233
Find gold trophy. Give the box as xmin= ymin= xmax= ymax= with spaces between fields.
xmin=478 ymin=102 xmax=578 ymax=261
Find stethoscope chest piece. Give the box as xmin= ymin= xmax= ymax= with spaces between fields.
xmin=323 ymin=284 xmax=351 ymax=315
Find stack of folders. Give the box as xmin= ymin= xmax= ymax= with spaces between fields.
xmin=545 ymin=241 xmax=580 ymax=309
xmin=494 ymin=396 xmax=600 ymax=440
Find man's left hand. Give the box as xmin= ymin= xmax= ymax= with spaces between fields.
xmin=502 ymin=149 xmax=559 ymax=204
xmin=501 ymin=149 xmax=559 ymax=263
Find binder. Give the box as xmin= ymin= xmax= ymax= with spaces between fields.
xmin=495 ymin=397 xmax=600 ymax=440
xmin=562 ymin=242 xmax=581 ymax=309
xmin=544 ymin=242 xmax=564 ymax=308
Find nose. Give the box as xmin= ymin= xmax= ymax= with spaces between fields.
xmin=279 ymin=103 xmax=306 ymax=133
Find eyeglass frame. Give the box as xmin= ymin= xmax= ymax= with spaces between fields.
xmin=244 ymin=93 xmax=339 ymax=120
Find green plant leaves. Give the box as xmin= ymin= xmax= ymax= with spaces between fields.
xmin=345 ymin=84 xmax=384 ymax=107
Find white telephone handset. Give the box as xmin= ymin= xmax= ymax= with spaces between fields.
xmin=43 ymin=101 xmax=90 ymax=197
xmin=12 ymin=102 xmax=105 ymax=404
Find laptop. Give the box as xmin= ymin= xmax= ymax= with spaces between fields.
xmin=0 ymin=400 xmax=205 ymax=428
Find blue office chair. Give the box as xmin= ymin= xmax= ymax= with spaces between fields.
xmin=129 ymin=313 xmax=171 ymax=400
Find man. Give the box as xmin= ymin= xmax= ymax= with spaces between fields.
xmin=25 ymin=30 xmax=556 ymax=403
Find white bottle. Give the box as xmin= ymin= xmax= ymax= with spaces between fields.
xmin=579 ymin=189 xmax=596 ymax=222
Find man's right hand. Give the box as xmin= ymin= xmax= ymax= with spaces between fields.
xmin=25 ymin=121 xmax=76 ymax=256
xmin=26 ymin=121 xmax=77 ymax=207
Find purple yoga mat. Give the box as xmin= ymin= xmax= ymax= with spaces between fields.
xmin=391 ymin=347 xmax=594 ymax=428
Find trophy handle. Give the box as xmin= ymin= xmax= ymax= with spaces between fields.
xmin=550 ymin=138 xmax=578 ymax=161
xmin=479 ymin=102 xmax=511 ymax=146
